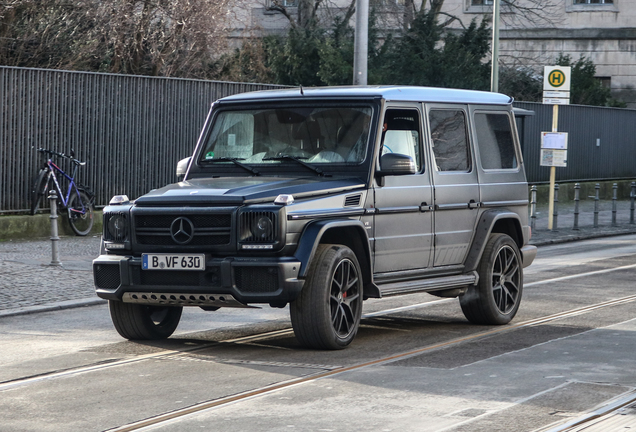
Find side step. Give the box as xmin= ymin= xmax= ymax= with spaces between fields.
xmin=378 ymin=272 xmax=478 ymax=297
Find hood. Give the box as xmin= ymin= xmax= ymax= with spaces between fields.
xmin=134 ymin=176 xmax=366 ymax=206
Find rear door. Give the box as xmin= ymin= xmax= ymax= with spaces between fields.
xmin=425 ymin=104 xmax=480 ymax=267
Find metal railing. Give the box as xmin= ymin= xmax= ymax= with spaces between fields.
xmin=0 ymin=66 xmax=286 ymax=213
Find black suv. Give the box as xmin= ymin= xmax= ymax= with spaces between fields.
xmin=93 ymin=86 xmax=537 ymax=349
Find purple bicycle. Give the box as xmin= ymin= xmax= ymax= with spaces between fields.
xmin=30 ymin=148 xmax=95 ymax=236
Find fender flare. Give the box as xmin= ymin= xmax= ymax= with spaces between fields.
xmin=294 ymin=219 xmax=380 ymax=298
xmin=464 ymin=209 xmax=523 ymax=273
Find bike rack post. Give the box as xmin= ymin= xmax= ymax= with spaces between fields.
xmin=552 ymin=183 xmax=559 ymax=230
xmin=530 ymin=185 xmax=537 ymax=231
xmin=630 ymin=182 xmax=635 ymax=225
xmin=612 ymin=183 xmax=618 ymax=226
xmin=593 ymin=183 xmax=600 ymax=228
xmin=48 ymin=190 xmax=62 ymax=266
xmin=573 ymin=183 xmax=580 ymax=230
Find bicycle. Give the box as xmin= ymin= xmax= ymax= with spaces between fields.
xmin=30 ymin=148 xmax=95 ymax=236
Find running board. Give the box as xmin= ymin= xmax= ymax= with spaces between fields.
xmin=378 ymin=272 xmax=478 ymax=297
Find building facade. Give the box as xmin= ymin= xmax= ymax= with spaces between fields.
xmin=235 ymin=0 xmax=636 ymax=106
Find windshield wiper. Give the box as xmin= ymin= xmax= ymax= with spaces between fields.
xmin=202 ymin=157 xmax=260 ymax=176
xmin=262 ymin=154 xmax=324 ymax=176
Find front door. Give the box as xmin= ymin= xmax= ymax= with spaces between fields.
xmin=426 ymin=105 xmax=480 ymax=267
xmin=373 ymin=106 xmax=433 ymax=273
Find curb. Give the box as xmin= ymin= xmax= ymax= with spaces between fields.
xmin=530 ymin=227 xmax=636 ymax=246
xmin=0 ymin=298 xmax=106 ymax=319
xmin=0 ymin=211 xmax=103 ymax=241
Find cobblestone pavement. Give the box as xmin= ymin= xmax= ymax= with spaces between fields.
xmin=0 ymin=235 xmax=101 ymax=312
xmin=0 ymin=199 xmax=635 ymax=315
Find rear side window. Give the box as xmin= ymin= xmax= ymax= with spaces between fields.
xmin=429 ymin=109 xmax=470 ymax=172
xmin=474 ymin=113 xmax=518 ymax=170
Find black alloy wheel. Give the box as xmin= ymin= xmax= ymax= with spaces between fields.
xmin=290 ymin=244 xmax=363 ymax=350
xmin=460 ymin=233 xmax=522 ymax=325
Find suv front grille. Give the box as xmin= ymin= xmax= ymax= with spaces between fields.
xmin=134 ymin=213 xmax=232 ymax=246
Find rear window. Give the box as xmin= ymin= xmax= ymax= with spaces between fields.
xmin=474 ymin=113 xmax=518 ymax=170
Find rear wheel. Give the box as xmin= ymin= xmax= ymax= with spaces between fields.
xmin=30 ymin=169 xmax=49 ymax=215
xmin=290 ymin=244 xmax=363 ymax=350
xmin=67 ymin=190 xmax=94 ymax=235
xmin=460 ymin=233 xmax=522 ymax=325
xmin=109 ymin=300 xmax=183 ymax=340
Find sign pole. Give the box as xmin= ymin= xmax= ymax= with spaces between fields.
xmin=548 ymin=104 xmax=559 ymax=230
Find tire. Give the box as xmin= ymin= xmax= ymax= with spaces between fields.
xmin=460 ymin=233 xmax=523 ymax=325
xmin=109 ymin=300 xmax=183 ymax=340
xmin=290 ymin=244 xmax=363 ymax=350
xmin=30 ymin=169 xmax=49 ymax=215
xmin=67 ymin=190 xmax=94 ymax=236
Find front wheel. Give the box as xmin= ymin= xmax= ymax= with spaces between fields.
xmin=30 ymin=169 xmax=49 ymax=215
xmin=67 ymin=190 xmax=94 ymax=235
xmin=290 ymin=244 xmax=363 ymax=350
xmin=109 ymin=300 xmax=183 ymax=340
xmin=460 ymin=233 xmax=523 ymax=325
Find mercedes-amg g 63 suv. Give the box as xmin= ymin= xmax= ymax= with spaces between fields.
xmin=93 ymin=86 xmax=537 ymax=349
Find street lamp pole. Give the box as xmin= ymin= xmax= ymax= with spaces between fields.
xmin=353 ymin=0 xmax=369 ymax=85
xmin=490 ymin=0 xmax=501 ymax=92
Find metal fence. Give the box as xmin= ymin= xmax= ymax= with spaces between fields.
xmin=2 ymin=66 xmax=635 ymax=213
xmin=0 ymin=66 xmax=285 ymax=213
xmin=514 ymin=101 xmax=636 ymax=184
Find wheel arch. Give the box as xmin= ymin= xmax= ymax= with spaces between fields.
xmin=294 ymin=219 xmax=380 ymax=299
xmin=464 ymin=209 xmax=523 ymax=273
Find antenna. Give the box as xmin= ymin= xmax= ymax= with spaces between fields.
xmin=299 ymin=85 xmax=304 ymax=96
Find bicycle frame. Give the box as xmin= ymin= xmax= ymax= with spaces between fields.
xmin=45 ymin=158 xmax=87 ymax=214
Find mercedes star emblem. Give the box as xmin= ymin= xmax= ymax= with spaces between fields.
xmin=170 ymin=217 xmax=195 ymax=244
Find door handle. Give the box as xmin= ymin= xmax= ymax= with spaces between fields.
xmin=420 ymin=202 xmax=433 ymax=212
xmin=468 ymin=200 xmax=480 ymax=209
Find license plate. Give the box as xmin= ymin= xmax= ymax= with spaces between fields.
xmin=142 ymin=254 xmax=205 ymax=271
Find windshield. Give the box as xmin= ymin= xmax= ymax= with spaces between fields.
xmin=200 ymin=106 xmax=373 ymax=167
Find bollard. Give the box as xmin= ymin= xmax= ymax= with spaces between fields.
xmin=552 ymin=183 xmax=559 ymax=230
xmin=594 ymin=183 xmax=600 ymax=228
xmin=48 ymin=190 xmax=62 ymax=266
xmin=612 ymin=183 xmax=617 ymax=226
xmin=573 ymin=183 xmax=580 ymax=230
xmin=530 ymin=185 xmax=537 ymax=231
xmin=631 ymin=182 xmax=635 ymax=225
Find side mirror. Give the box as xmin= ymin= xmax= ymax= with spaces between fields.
xmin=378 ymin=153 xmax=416 ymax=176
xmin=176 ymin=157 xmax=191 ymax=181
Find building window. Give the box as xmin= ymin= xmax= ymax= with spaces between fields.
xmin=267 ymin=0 xmax=298 ymax=7
xmin=574 ymin=0 xmax=613 ymax=3
xmin=471 ymin=0 xmax=493 ymax=4
xmin=597 ymin=77 xmax=612 ymax=89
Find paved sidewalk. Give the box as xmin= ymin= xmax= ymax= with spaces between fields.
xmin=1 ymin=199 xmax=635 ymax=317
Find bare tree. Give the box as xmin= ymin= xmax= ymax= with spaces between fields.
xmin=0 ymin=0 xmax=235 ymax=79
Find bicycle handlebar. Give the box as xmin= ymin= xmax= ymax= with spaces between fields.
xmin=37 ymin=148 xmax=85 ymax=165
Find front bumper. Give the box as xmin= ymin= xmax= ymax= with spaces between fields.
xmin=93 ymin=254 xmax=304 ymax=306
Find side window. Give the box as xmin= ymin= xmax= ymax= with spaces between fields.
xmin=474 ymin=113 xmax=518 ymax=170
xmin=381 ymin=109 xmax=422 ymax=171
xmin=429 ymin=109 xmax=470 ymax=172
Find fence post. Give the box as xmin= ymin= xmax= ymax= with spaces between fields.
xmin=573 ymin=183 xmax=580 ymax=230
xmin=552 ymin=183 xmax=559 ymax=230
xmin=594 ymin=183 xmax=600 ymax=228
xmin=631 ymin=182 xmax=635 ymax=225
xmin=612 ymin=183 xmax=618 ymax=226
xmin=48 ymin=190 xmax=62 ymax=266
xmin=530 ymin=185 xmax=537 ymax=231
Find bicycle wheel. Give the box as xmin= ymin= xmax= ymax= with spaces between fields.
xmin=30 ymin=169 xmax=49 ymax=215
xmin=67 ymin=190 xmax=94 ymax=236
